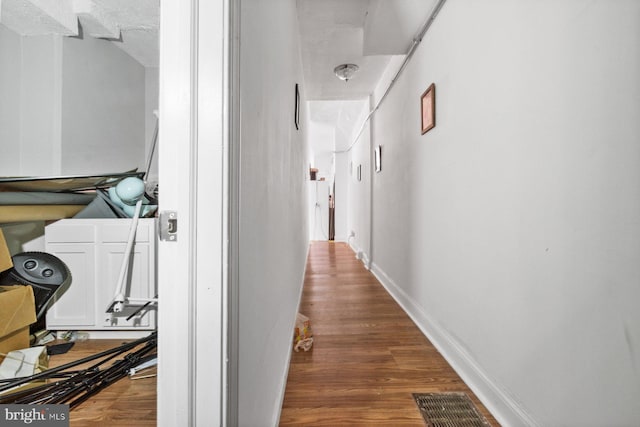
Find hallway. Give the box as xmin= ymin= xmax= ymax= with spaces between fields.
xmin=280 ymin=242 xmax=498 ymax=426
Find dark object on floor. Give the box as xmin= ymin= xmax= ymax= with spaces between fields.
xmin=47 ymin=342 xmax=75 ymax=356
xmin=413 ymin=392 xmax=491 ymax=427
xmin=0 ymin=251 xmax=71 ymax=320
xmin=0 ymin=332 xmax=157 ymax=408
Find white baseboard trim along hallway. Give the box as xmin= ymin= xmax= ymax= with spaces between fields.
xmin=370 ymin=261 xmax=540 ymax=427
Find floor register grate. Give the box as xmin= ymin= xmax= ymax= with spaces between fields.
xmin=413 ymin=392 xmax=491 ymax=427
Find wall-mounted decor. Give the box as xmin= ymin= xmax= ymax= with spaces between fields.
xmin=421 ymin=83 xmax=435 ymax=135
xmin=309 ymin=167 xmax=318 ymax=180
xmin=294 ymin=83 xmax=300 ymax=130
xmin=357 ymin=164 xmax=362 ymax=182
xmin=374 ymin=145 xmax=382 ymax=173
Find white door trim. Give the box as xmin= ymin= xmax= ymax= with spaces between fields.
xmin=157 ymin=1 xmax=228 ymax=425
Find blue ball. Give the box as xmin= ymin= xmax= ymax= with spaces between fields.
xmin=115 ymin=177 xmax=145 ymax=205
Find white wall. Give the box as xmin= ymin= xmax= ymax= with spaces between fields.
xmin=19 ymin=35 xmax=62 ymax=176
xmin=307 ymin=121 xmax=335 ymax=241
xmin=61 ymin=36 xmax=146 ymax=175
xmin=308 ymin=120 xmax=334 ymax=177
xmin=238 ymin=0 xmax=309 ymax=425
xmin=145 ymin=67 xmax=159 ymax=184
xmin=345 ymin=101 xmax=372 ymax=264
xmin=0 ymin=27 xmax=61 ymax=176
xmin=364 ymin=1 xmax=640 ymax=425
xmin=0 ymin=24 xmax=151 ymax=177
xmin=333 ymin=101 xmax=370 ymax=244
xmin=313 ymin=152 xmax=333 ymax=183
xmin=0 ymin=24 xmax=21 ymax=174
xmin=333 ymin=151 xmax=348 ymax=241
xmin=308 ymin=180 xmax=330 ymax=241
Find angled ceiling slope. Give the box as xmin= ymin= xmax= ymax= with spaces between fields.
xmin=299 ymin=0 xmax=439 ymax=154
xmin=297 ymin=0 xmax=391 ymax=101
xmin=363 ymin=0 xmax=438 ymax=56
xmin=297 ymin=0 xmax=438 ymax=102
xmin=0 ymin=0 xmax=159 ymax=67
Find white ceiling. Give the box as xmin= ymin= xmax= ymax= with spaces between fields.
xmin=297 ymin=0 xmax=437 ymax=102
xmin=297 ymin=0 xmax=385 ymax=101
xmin=298 ymin=0 xmax=438 ymax=151
xmin=0 ymin=0 xmax=159 ymax=67
xmin=308 ymin=99 xmax=369 ymax=154
xmin=1 ymin=0 xmax=438 ymax=143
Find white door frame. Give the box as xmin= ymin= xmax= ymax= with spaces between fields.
xmin=157 ymin=0 xmax=228 ymax=425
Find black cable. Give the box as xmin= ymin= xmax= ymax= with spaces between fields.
xmin=126 ymin=294 xmax=158 ymax=321
xmin=0 ymin=332 xmax=156 ymax=395
xmin=3 ymin=340 xmax=157 ymax=406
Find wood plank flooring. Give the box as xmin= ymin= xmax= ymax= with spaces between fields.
xmin=46 ymin=338 xmax=156 ymax=426
xmin=280 ymin=241 xmax=499 ymax=426
xmin=27 ymin=241 xmax=497 ymax=426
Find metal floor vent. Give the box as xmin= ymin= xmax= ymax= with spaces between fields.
xmin=413 ymin=392 xmax=491 ymax=427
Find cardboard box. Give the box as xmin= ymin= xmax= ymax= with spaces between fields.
xmin=0 ymin=228 xmax=11 ymax=272
xmin=0 ymin=230 xmax=37 ymax=363
xmin=0 ymin=346 xmax=48 ymax=396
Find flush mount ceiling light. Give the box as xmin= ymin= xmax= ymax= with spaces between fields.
xmin=334 ymin=63 xmax=359 ymax=81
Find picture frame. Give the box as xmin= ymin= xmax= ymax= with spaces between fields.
xmin=294 ymin=83 xmax=300 ymax=130
xmin=420 ymin=83 xmax=435 ymax=135
xmin=374 ymin=145 xmax=382 ymax=173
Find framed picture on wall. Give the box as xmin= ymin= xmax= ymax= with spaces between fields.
xmin=294 ymin=83 xmax=300 ymax=130
xmin=421 ymin=83 xmax=435 ymax=135
xmin=374 ymin=145 xmax=382 ymax=173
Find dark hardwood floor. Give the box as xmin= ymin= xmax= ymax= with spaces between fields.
xmin=280 ymin=241 xmax=499 ymax=426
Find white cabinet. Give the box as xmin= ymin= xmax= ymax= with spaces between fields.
xmin=45 ymin=218 xmax=157 ymax=333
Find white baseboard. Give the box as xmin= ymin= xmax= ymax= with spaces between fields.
xmin=274 ymin=243 xmax=310 ymax=427
xmin=349 ymin=243 xmax=358 ymax=256
xmin=370 ymin=262 xmax=540 ymax=427
xmin=348 ymin=240 xmax=370 ymax=270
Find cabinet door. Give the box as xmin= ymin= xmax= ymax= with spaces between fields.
xmin=99 ymin=242 xmax=154 ymax=328
xmin=45 ymin=219 xmax=156 ymax=331
xmin=45 ymin=244 xmax=97 ymax=327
